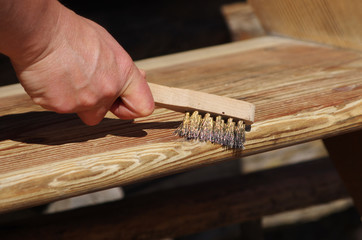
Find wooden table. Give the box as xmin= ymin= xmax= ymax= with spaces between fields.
xmin=1 ymin=36 xmax=362 ymax=215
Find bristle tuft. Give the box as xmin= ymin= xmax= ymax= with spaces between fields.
xmin=175 ymin=111 xmax=250 ymax=149
xmin=174 ymin=112 xmax=190 ymax=137
xmin=188 ymin=111 xmax=201 ymax=139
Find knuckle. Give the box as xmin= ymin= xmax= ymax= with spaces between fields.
xmin=53 ymin=101 xmax=76 ymax=113
xmin=32 ymin=97 xmax=45 ymax=106
xmin=32 ymin=96 xmax=73 ymax=113
xmin=121 ymin=59 xmax=136 ymax=80
xmin=77 ymin=92 xmax=98 ymax=108
xmin=102 ymin=83 xmax=118 ymax=99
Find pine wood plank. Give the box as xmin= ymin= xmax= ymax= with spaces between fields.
xmin=249 ymin=0 xmax=362 ymax=50
xmin=221 ymin=2 xmax=265 ymax=41
xmin=0 ymin=36 xmax=361 ymax=213
xmin=0 ymin=159 xmax=348 ymax=240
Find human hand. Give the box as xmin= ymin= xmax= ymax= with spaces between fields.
xmin=3 ymin=1 xmax=154 ymax=125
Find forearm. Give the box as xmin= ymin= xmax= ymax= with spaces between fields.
xmin=0 ymin=0 xmax=63 ymax=64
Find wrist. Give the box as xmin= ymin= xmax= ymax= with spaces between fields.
xmin=0 ymin=0 xmax=66 ymax=67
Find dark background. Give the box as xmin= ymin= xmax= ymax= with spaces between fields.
xmin=0 ymin=0 xmax=237 ymax=86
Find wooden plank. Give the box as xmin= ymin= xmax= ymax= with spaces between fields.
xmin=0 ymin=159 xmax=349 ymax=240
xmin=323 ymin=130 xmax=362 ymax=215
xmin=249 ymin=0 xmax=362 ymax=50
xmin=221 ymin=2 xmax=265 ymax=41
xmin=135 ymin=36 xmax=290 ymax=70
xmin=0 ymin=36 xmax=362 ymax=213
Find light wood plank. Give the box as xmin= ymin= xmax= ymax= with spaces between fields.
xmin=135 ymin=36 xmax=291 ymax=70
xmin=249 ymin=0 xmax=362 ymax=50
xmin=0 ymin=36 xmax=361 ymax=213
xmin=221 ymin=2 xmax=265 ymax=41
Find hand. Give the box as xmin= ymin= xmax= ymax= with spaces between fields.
xmin=6 ymin=1 xmax=154 ymax=125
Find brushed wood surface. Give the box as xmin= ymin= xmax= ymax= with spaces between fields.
xmin=249 ymin=0 xmax=362 ymax=50
xmin=0 ymin=36 xmax=361 ymax=212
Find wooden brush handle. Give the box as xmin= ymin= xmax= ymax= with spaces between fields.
xmin=148 ymin=82 xmax=255 ymax=124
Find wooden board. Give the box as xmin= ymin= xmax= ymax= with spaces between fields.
xmin=249 ymin=0 xmax=362 ymax=50
xmin=0 ymin=36 xmax=362 ymax=213
xmin=221 ymin=2 xmax=265 ymax=41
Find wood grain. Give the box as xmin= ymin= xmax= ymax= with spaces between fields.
xmin=221 ymin=2 xmax=265 ymax=41
xmin=0 ymin=36 xmax=362 ymax=213
xmin=0 ymin=159 xmax=348 ymax=240
xmin=149 ymin=82 xmax=255 ymax=123
xmin=249 ymin=0 xmax=362 ymax=50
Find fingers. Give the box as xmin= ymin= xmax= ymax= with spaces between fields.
xmin=110 ymin=65 xmax=154 ymax=119
xmin=139 ymin=69 xmax=146 ymax=78
xmin=78 ymin=66 xmax=154 ymax=125
xmin=77 ymin=106 xmax=109 ymax=126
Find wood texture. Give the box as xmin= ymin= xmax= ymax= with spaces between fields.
xmin=221 ymin=2 xmax=265 ymax=41
xmin=249 ymin=0 xmax=362 ymax=50
xmin=0 ymin=36 xmax=362 ymax=213
xmin=0 ymin=159 xmax=348 ymax=239
xmin=149 ymin=82 xmax=255 ymax=123
xmin=324 ymin=130 xmax=362 ymax=215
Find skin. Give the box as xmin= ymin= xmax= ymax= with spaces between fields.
xmin=0 ymin=0 xmax=155 ymax=125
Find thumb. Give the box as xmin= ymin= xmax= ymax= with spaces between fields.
xmin=111 ymin=64 xmax=154 ymax=119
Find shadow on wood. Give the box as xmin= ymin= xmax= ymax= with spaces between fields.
xmin=0 ymin=111 xmax=180 ymax=145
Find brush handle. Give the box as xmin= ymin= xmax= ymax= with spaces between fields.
xmin=148 ymin=82 xmax=255 ymax=124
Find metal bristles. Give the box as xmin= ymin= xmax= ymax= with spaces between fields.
xmin=174 ymin=111 xmax=250 ymax=149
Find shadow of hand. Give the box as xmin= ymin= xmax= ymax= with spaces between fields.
xmin=0 ymin=111 xmax=180 ymax=145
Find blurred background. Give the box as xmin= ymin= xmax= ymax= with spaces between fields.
xmin=0 ymin=0 xmax=236 ymax=86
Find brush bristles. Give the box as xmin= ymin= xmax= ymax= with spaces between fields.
xmin=174 ymin=111 xmax=249 ymax=149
